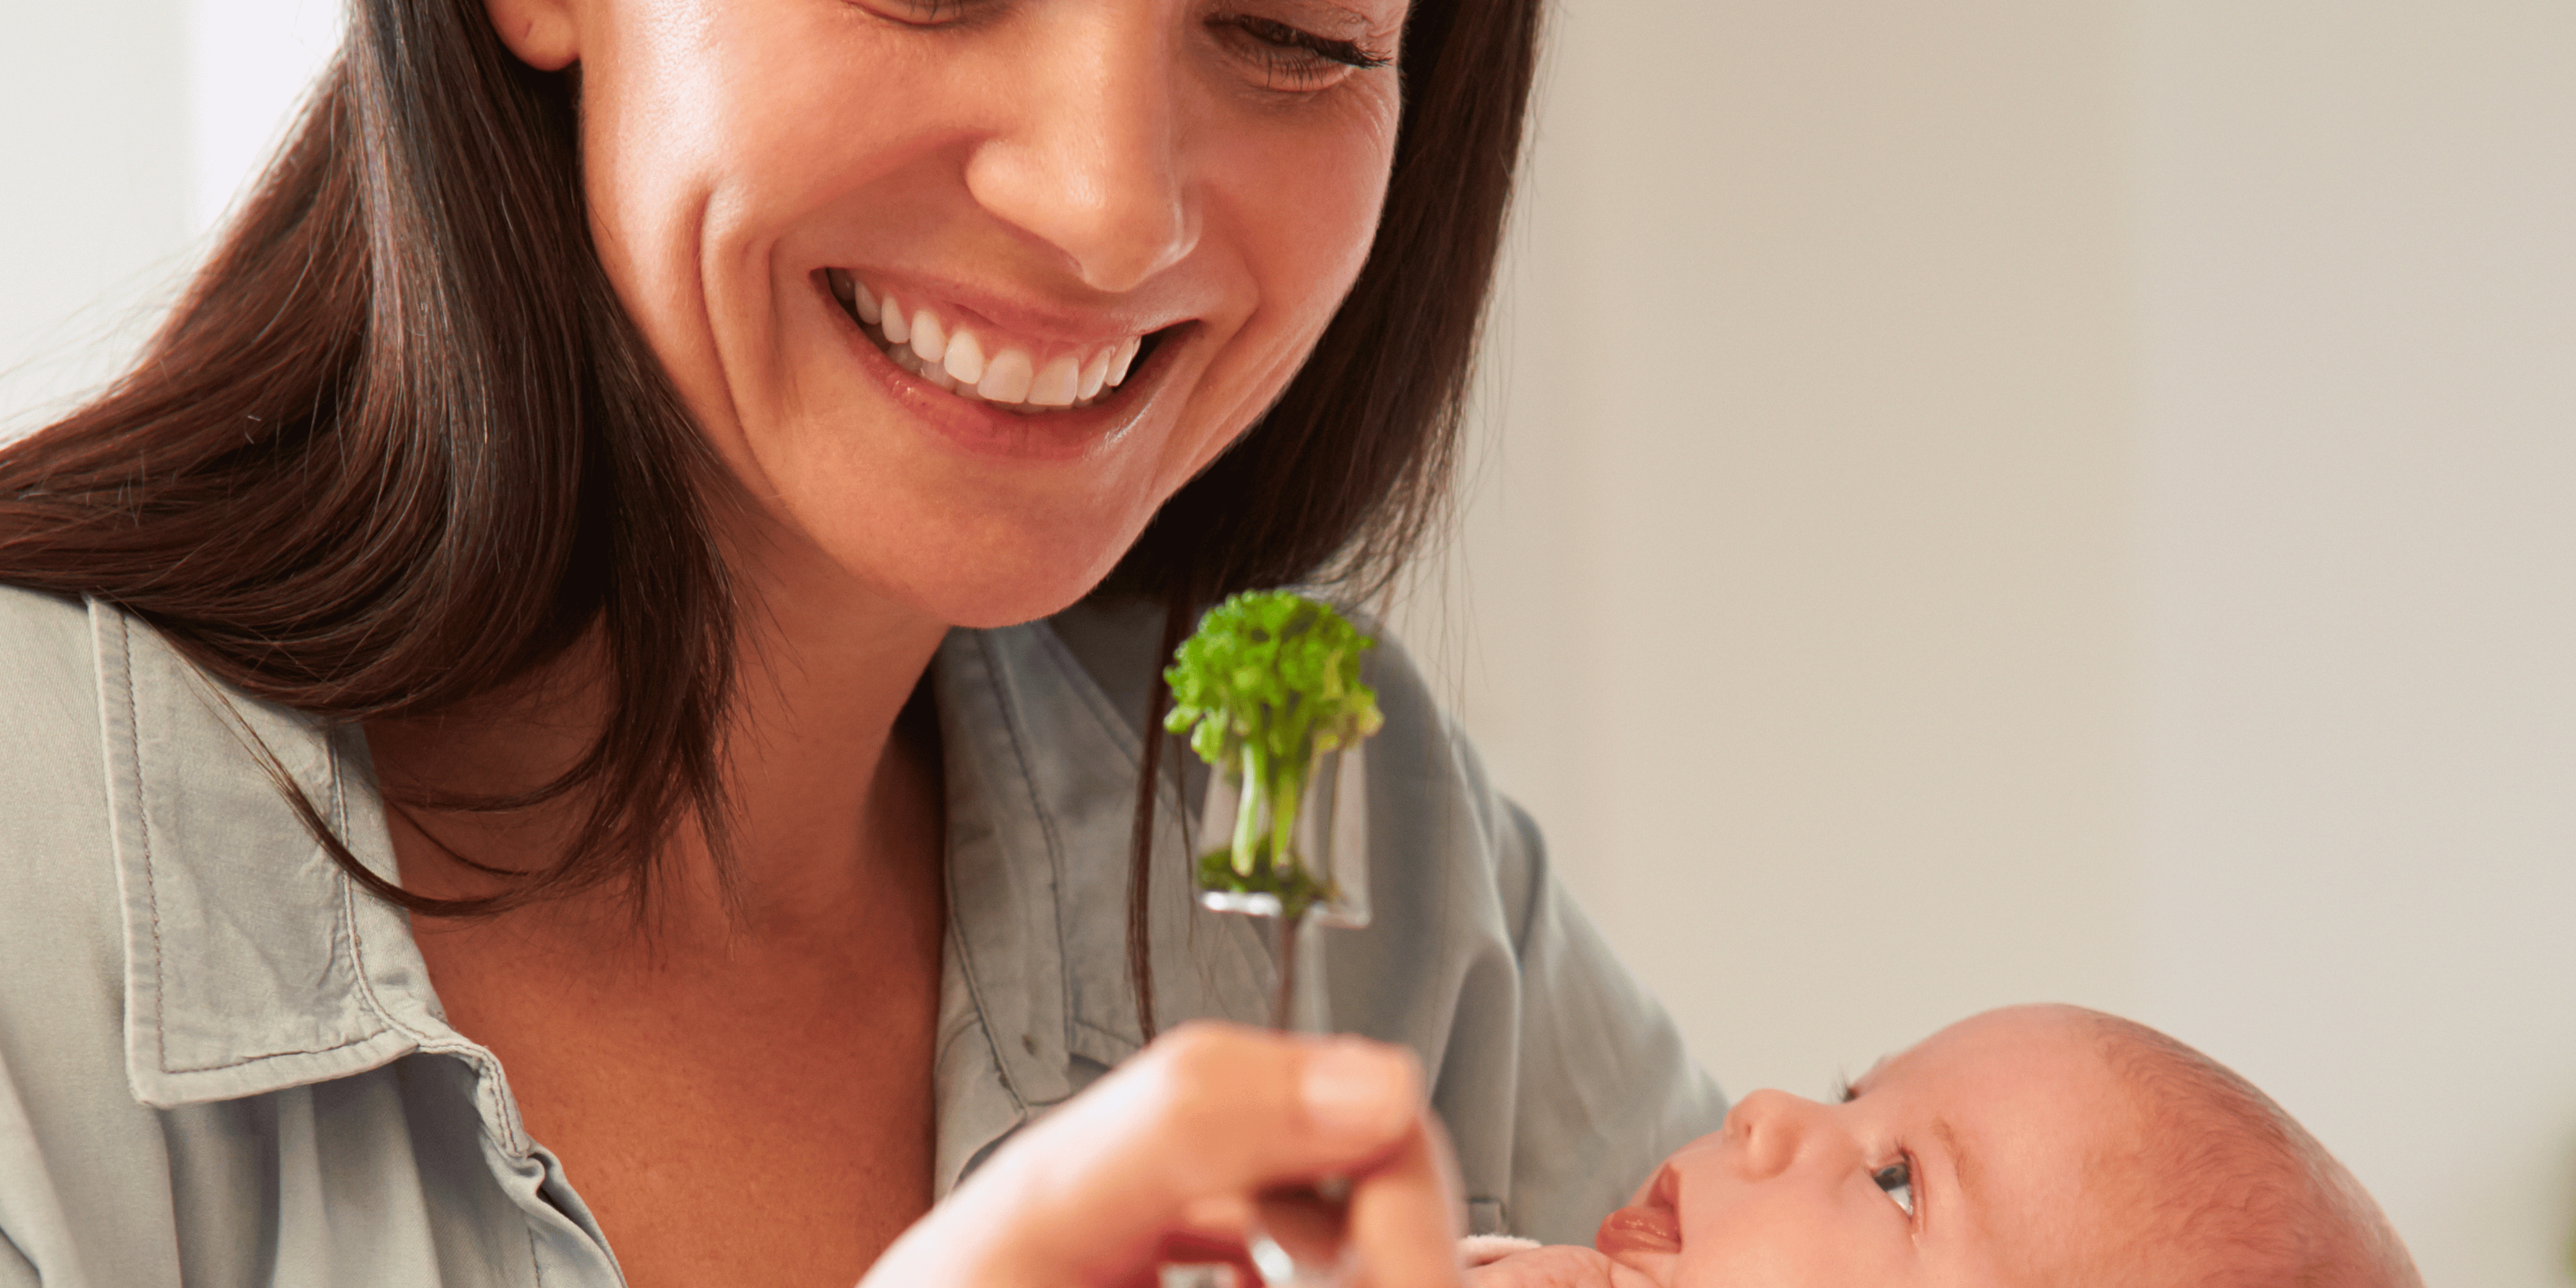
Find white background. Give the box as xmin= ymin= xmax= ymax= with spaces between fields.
xmin=5 ymin=1 xmax=2570 ymax=1282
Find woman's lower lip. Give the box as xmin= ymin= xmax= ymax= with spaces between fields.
xmin=833 ymin=296 xmax=1163 ymax=463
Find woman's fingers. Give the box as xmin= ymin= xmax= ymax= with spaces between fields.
xmin=863 ymin=1021 xmax=1464 ymax=1287
xmin=991 ymin=1023 xmax=1421 ymax=1260
xmin=1463 ymin=1246 xmax=1644 ymax=1288
xmin=1341 ymin=1108 xmax=1467 ymax=1287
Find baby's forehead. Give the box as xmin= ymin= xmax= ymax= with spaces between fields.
xmin=1872 ymin=1012 xmax=2159 ymax=1208
xmin=1876 ymin=1006 xmax=2130 ymax=1096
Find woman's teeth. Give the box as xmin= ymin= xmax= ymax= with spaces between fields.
xmin=826 ymin=268 xmax=1143 ymax=412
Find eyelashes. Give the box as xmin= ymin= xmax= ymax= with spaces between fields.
xmin=1214 ymin=14 xmax=1392 ymax=70
xmin=1208 ymin=13 xmax=1392 ymax=91
xmin=855 ymin=0 xmax=1394 ymax=93
xmin=860 ymin=0 xmax=981 ymax=26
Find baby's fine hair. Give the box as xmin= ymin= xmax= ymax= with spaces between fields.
xmin=2083 ymin=1011 xmax=2422 ymax=1288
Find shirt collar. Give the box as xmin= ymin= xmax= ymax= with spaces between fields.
xmin=94 ymin=598 xmax=1276 ymax=1193
xmin=93 ymin=598 xmax=444 ymax=1110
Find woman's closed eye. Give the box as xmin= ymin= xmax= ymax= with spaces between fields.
xmin=1872 ymin=1158 xmax=1916 ymax=1218
xmin=852 ymin=0 xmax=990 ymax=28
xmin=1208 ymin=12 xmax=1392 ymax=91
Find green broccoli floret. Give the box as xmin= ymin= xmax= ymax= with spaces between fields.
xmin=1163 ymin=591 xmax=1384 ymax=913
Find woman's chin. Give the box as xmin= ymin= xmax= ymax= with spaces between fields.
xmin=734 ymin=466 xmax=1146 ymax=632
xmin=864 ymin=542 xmax=1131 ymax=632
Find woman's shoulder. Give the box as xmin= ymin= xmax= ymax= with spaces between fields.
xmin=0 ymin=587 xmax=146 ymax=892
xmin=0 ymin=582 xmax=104 ymax=715
xmin=0 ymin=586 xmax=147 ymax=1202
xmin=0 ymin=583 xmax=123 ymax=902
xmin=0 ymin=585 xmax=372 ymax=1092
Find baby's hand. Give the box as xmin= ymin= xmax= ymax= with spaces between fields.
xmin=1464 ymin=1243 xmax=1661 ymax=1288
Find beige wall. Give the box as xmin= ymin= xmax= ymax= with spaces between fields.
xmin=1396 ymin=0 xmax=2141 ymax=1101
xmin=0 ymin=0 xmax=189 ymax=436
xmin=1401 ymin=1 xmax=2576 ymax=1283
xmin=2125 ymin=5 xmax=2576 ymax=1283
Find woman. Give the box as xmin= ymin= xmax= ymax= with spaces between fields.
xmin=0 ymin=0 xmax=1722 ymax=1282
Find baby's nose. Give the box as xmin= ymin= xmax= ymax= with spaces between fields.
xmin=1725 ymin=1088 xmax=1832 ymax=1182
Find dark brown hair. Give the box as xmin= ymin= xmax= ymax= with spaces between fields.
xmin=0 ymin=0 xmax=1542 ymax=1014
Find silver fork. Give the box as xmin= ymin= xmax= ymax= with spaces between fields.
xmin=1194 ymin=742 xmax=1371 ymax=1285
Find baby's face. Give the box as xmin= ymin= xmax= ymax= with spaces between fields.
xmin=1593 ymin=1005 xmax=2146 ymax=1287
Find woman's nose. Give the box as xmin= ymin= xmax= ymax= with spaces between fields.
xmin=963 ymin=14 xmax=1200 ymax=294
xmin=1723 ymin=1089 xmax=1841 ymax=1182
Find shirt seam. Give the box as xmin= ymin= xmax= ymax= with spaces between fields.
xmin=337 ymin=855 xmax=531 ymax=1156
xmin=938 ymin=858 xmax=1027 ymax=1111
xmin=1070 ymin=1016 xmax=1133 ymax=1053
xmin=939 ymin=638 xmax=1036 ymax=1115
xmin=978 ymin=632 xmax=1077 ymax=1071
xmin=1034 ymin=623 xmax=1147 ymax=773
xmin=133 ymin=652 xmax=392 ymax=1076
xmin=120 ymin=619 xmax=173 ymax=1081
xmin=525 ymin=1222 xmax=548 ymax=1287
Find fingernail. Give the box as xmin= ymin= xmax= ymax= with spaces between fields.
xmin=1302 ymin=1042 xmax=1403 ymax=1136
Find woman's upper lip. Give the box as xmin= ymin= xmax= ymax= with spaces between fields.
xmin=826 ymin=266 xmax=1194 ymax=349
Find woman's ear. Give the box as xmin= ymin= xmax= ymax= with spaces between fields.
xmin=484 ymin=0 xmax=581 ymax=71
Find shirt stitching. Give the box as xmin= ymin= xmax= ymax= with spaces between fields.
xmin=979 ymin=632 xmax=1076 ymax=1066
xmin=120 ymin=620 xmax=175 ymax=1078
xmin=939 ymin=638 xmax=1033 ymax=1115
xmin=137 ymin=652 xmax=391 ymax=1075
xmin=1034 ymin=623 xmax=1146 ymax=772
xmin=525 ymin=1221 xmax=548 ymax=1287
xmin=336 ymin=859 xmax=531 ymax=1156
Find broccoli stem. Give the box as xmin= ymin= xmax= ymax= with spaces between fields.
xmin=1233 ymin=741 xmax=1265 ymax=877
xmin=1270 ymin=755 xmax=1305 ymax=882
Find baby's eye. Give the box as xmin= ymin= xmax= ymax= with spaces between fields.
xmin=1872 ymin=1159 xmax=1916 ymax=1217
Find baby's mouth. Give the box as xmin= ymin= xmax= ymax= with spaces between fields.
xmin=824 ymin=268 xmax=1166 ymax=413
xmin=1595 ymin=1201 xmax=1683 ymax=1261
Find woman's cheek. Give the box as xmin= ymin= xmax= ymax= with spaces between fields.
xmin=1285 ymin=90 xmax=1403 ymax=304
xmin=1210 ymin=81 xmax=1401 ymax=319
xmin=569 ymin=1 xmax=773 ymax=438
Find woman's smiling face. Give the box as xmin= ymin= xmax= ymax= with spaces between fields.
xmin=486 ymin=0 xmax=1406 ymax=627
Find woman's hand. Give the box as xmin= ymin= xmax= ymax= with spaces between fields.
xmin=1462 ymin=1245 xmax=1661 ymax=1288
xmin=861 ymin=1021 xmax=1466 ymax=1287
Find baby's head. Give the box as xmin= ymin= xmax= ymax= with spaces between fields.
xmin=1567 ymin=1005 xmax=2418 ymax=1287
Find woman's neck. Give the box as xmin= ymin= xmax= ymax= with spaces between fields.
xmin=371 ymin=526 xmax=952 ymax=958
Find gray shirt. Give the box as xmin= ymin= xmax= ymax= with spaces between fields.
xmin=0 ymin=585 xmax=1724 ymax=1286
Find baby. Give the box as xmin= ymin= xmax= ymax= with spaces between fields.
xmin=1467 ymin=1005 xmax=2420 ymax=1288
